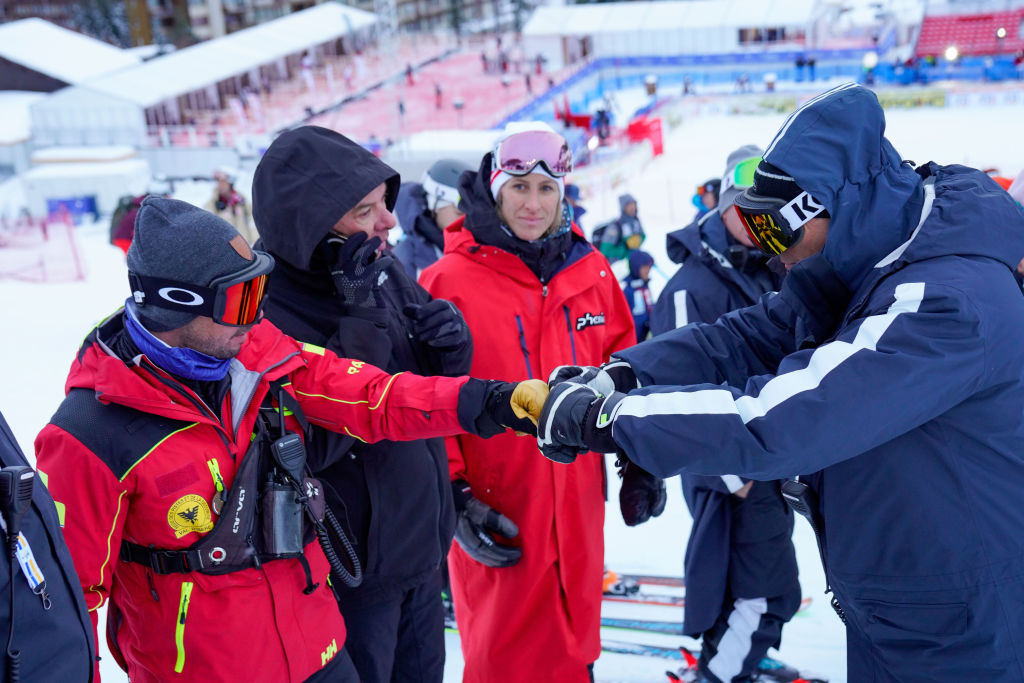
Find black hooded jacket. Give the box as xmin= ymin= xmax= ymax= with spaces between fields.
xmin=252 ymin=126 xmax=469 ymax=605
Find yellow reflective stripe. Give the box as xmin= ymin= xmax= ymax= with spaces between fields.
xmin=54 ymin=501 xmax=66 ymax=527
xmin=343 ymin=427 xmax=367 ymax=443
xmin=205 ymin=458 xmax=224 ymax=494
xmin=120 ymin=423 xmax=199 ymax=482
xmin=302 ymin=343 xmax=326 ymax=356
xmin=174 ymin=581 xmax=194 ymax=673
xmin=88 ymin=490 xmax=127 ymax=611
xmin=294 ymin=372 xmax=403 ymax=410
xmin=37 ymin=470 xmax=48 ymax=487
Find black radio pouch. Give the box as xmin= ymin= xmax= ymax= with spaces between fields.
xmin=121 ymin=379 xmax=358 ymax=586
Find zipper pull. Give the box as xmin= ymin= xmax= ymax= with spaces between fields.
xmin=542 ymin=285 xmax=548 ymax=297
xmin=207 ymin=459 xmax=226 ymax=515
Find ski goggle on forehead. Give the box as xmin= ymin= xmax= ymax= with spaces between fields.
xmin=733 ymin=189 xmax=826 ymax=256
xmin=129 ymin=252 xmax=274 ymax=326
xmin=494 ymin=130 xmax=573 ymax=177
xmin=721 ymin=156 xmax=762 ymax=193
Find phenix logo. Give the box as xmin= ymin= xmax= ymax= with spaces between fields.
xmin=575 ymin=312 xmax=606 ymax=331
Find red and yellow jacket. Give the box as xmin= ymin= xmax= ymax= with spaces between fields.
xmin=35 ymin=312 xmax=472 ymax=682
xmin=420 ymin=219 xmax=635 ymax=682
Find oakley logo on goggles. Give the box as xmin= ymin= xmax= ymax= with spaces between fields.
xmin=720 ymin=156 xmax=762 ymax=193
xmin=129 ymin=252 xmax=274 ymax=326
xmin=733 ymin=190 xmax=826 ymax=256
xmin=495 ymin=130 xmax=573 ymax=177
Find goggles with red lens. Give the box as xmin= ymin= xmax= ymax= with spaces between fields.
xmin=494 ymin=130 xmax=573 ymax=177
xmin=129 ymin=251 xmax=274 ymax=326
xmin=732 ymin=189 xmax=826 ymax=256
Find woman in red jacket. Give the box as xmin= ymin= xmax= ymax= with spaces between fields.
xmin=420 ymin=123 xmax=635 ymax=682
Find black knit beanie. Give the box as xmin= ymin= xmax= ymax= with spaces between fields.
xmin=750 ymin=161 xmax=803 ymax=203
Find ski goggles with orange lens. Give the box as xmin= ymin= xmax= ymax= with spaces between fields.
xmin=721 ymin=156 xmax=762 ymax=193
xmin=696 ymin=179 xmax=720 ymax=196
xmin=494 ymin=130 xmax=573 ymax=177
xmin=129 ymin=251 xmax=274 ymax=326
xmin=733 ymin=189 xmax=826 ymax=256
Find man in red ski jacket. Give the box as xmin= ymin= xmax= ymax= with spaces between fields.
xmin=35 ymin=197 xmax=543 ymax=683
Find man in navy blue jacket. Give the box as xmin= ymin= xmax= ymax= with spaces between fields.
xmin=539 ymin=83 xmax=1024 ymax=682
xmin=650 ymin=145 xmax=799 ymax=682
xmin=1 ymin=409 xmax=95 ymax=682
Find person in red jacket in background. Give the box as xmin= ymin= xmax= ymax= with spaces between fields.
xmin=420 ymin=122 xmax=636 ymax=682
xmin=35 ymin=197 xmax=546 ymax=683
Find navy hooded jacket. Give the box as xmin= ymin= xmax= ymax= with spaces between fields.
xmin=649 ymin=210 xmax=792 ymax=636
xmin=651 ymin=211 xmax=779 ymax=335
xmin=613 ymin=84 xmax=1024 ymax=680
xmin=1 ymin=411 xmax=95 ymax=682
xmin=393 ymin=182 xmax=445 ymax=281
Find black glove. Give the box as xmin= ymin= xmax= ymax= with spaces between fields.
xmin=403 ymin=299 xmax=469 ymax=350
xmin=617 ymin=456 xmax=666 ymax=527
xmin=451 ymin=480 xmax=521 ymax=568
xmin=457 ymin=379 xmax=543 ymax=437
xmin=326 ymin=232 xmax=394 ymax=308
xmin=547 ymin=358 xmax=639 ymax=393
xmin=536 ymin=382 xmax=622 ymax=463
xmin=777 ymin=253 xmax=851 ymax=348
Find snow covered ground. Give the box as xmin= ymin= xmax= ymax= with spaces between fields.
xmin=1 ymin=88 xmax=1021 ymax=683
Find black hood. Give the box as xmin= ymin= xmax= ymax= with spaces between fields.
xmin=459 ymin=152 xmax=578 ymax=284
xmin=252 ymin=125 xmax=400 ymax=271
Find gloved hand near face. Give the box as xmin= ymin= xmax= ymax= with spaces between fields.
xmin=325 ymin=232 xmax=393 ymax=308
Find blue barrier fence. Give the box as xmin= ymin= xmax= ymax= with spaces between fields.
xmin=496 ymin=50 xmax=1023 ymax=129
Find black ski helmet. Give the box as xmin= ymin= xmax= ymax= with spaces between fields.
xmin=422 ymin=158 xmax=472 ymax=211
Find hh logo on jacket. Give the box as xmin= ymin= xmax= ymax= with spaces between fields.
xmin=576 ymin=312 xmax=606 ymax=331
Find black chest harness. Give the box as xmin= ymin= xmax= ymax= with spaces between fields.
xmin=120 ymin=380 xmax=361 ymax=590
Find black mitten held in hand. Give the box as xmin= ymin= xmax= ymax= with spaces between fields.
xmin=617 ymin=457 xmax=666 ymax=527
xmin=402 ymin=299 xmax=469 ymax=350
xmin=451 ymin=480 xmax=521 ymax=568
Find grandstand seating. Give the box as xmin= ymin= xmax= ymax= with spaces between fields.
xmin=915 ymin=8 xmax=1024 ymax=58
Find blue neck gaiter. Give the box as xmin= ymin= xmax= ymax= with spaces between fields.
xmin=123 ymin=300 xmax=232 ymax=381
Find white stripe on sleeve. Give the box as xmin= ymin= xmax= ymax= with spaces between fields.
xmin=673 ymin=290 xmax=689 ymax=329
xmin=614 ymin=282 xmax=926 ymax=425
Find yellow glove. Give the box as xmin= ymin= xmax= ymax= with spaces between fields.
xmin=510 ymin=379 xmax=549 ymax=426
xmin=625 ymin=233 xmax=644 ymax=250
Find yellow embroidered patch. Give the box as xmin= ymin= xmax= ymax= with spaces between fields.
xmin=168 ymin=494 xmax=214 ymax=539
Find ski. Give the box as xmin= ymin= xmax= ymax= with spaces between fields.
xmin=615 ymin=572 xmax=685 ymax=588
xmin=601 ymin=639 xmax=688 ymax=660
xmin=602 ymin=598 xmax=813 ymax=634
xmin=603 ymin=591 xmax=686 ymax=607
xmin=601 ymin=640 xmax=828 ymax=682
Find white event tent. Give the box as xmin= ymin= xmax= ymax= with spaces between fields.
xmin=523 ymin=0 xmax=816 ymax=69
xmin=29 ymin=2 xmax=377 ymax=148
xmin=0 ymin=18 xmax=141 ymax=90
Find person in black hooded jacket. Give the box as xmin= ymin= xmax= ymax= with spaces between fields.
xmin=251 ymin=125 xmax=474 ymax=683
